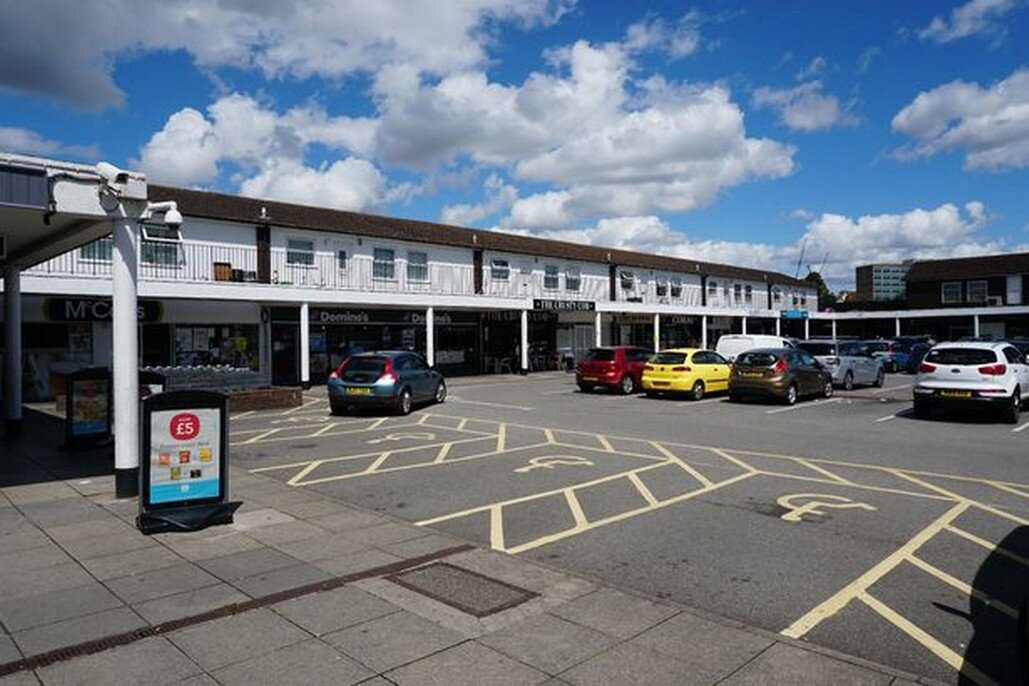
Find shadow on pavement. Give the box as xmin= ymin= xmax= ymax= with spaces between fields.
xmin=0 ymin=408 xmax=113 ymax=488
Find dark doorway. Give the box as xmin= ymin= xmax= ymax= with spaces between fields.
xmin=271 ymin=323 xmax=299 ymax=386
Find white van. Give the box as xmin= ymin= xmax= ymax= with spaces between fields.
xmin=715 ymin=335 xmax=795 ymax=362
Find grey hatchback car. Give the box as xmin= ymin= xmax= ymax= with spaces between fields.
xmin=327 ymin=351 xmax=446 ymax=416
xmin=797 ymin=340 xmax=885 ymax=390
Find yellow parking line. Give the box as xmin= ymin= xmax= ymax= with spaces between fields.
xmin=287 ymin=461 xmax=323 ymax=486
xmin=858 ymin=591 xmax=996 ymax=686
xmin=456 ymin=418 xmax=468 ymax=431
xmin=490 ymin=505 xmax=505 ymax=551
xmin=906 ymin=555 xmax=1018 ymax=619
xmin=888 ymin=470 xmax=1029 ymax=524
xmin=565 ymin=490 xmax=588 ymax=527
xmin=241 ymin=428 xmax=280 ymax=444
xmin=433 ymin=443 xmax=453 ymax=463
xmin=781 ymin=501 xmax=969 ymax=639
xmin=232 ymin=410 xmax=256 ymax=419
xmin=627 ymin=472 xmax=660 ymax=507
xmin=755 ymin=471 xmax=951 ymax=502
xmin=282 ymin=398 xmax=322 ymax=415
xmin=945 ymin=525 xmax=1029 ymax=568
xmin=543 ymin=429 xmax=556 ymax=444
xmin=497 ymin=423 xmax=506 ymax=452
xmin=597 ymin=435 xmax=615 ymax=453
xmin=987 ymin=481 xmax=1029 ymax=499
xmin=649 ymin=442 xmax=714 ymax=487
xmin=251 ymin=434 xmax=494 ymax=472
xmin=792 ymin=458 xmax=854 ymax=485
xmin=368 ymin=417 xmax=389 ymax=430
xmin=309 ymin=422 xmax=339 ymax=437
xmin=708 ymin=448 xmax=759 ymax=474
xmin=363 ymin=451 xmax=392 ymax=474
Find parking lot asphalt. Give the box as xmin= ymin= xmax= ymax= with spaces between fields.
xmin=231 ymin=372 xmax=1029 ymax=684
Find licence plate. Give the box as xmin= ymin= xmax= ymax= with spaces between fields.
xmin=939 ymin=390 xmax=972 ymax=398
xmin=581 ymin=376 xmax=597 ymax=381
xmin=743 ymin=372 xmax=763 ymax=378
xmin=346 ymin=387 xmax=372 ymax=396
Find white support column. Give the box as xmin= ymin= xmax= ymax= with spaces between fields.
xmin=3 ymin=266 xmax=23 ymax=437
xmin=425 ymin=307 xmax=435 ymax=366
xmin=775 ymin=318 xmax=781 ymax=337
xmin=112 ymin=218 xmax=139 ymax=498
xmin=895 ymin=317 xmax=901 ymax=337
xmin=299 ymin=302 xmax=310 ymax=388
xmin=520 ymin=309 xmax=529 ymax=374
xmin=831 ymin=319 xmax=837 ymax=340
xmin=803 ymin=318 xmax=810 ymax=339
xmin=653 ymin=313 xmax=660 ymax=351
xmin=701 ymin=315 xmax=708 ymax=349
xmin=594 ymin=310 xmax=602 ymax=347
xmin=973 ymin=314 xmax=980 ymax=338
xmin=741 ymin=316 xmax=747 ymax=335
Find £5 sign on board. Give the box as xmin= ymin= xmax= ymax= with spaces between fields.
xmin=169 ymin=413 xmax=200 ymax=441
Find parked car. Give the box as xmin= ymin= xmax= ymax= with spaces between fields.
xmin=575 ymin=346 xmax=651 ymax=394
xmin=327 ymin=351 xmax=446 ymax=416
xmin=797 ymin=340 xmax=885 ymax=390
xmin=863 ymin=339 xmax=911 ymax=372
xmin=715 ymin=335 xmax=795 ymax=363
xmin=904 ymin=342 xmax=933 ymax=374
xmin=641 ymin=348 xmax=731 ymax=400
xmin=728 ymin=348 xmax=834 ymax=405
xmin=913 ymin=342 xmax=1029 ymax=423
xmin=1008 ymin=339 xmax=1029 ymax=358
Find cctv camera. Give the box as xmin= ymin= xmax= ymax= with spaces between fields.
xmin=96 ymin=162 xmax=130 ymax=185
xmin=163 ymin=207 xmax=183 ymax=228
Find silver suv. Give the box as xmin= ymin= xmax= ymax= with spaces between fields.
xmin=797 ymin=340 xmax=885 ymax=391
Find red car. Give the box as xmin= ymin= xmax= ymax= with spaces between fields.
xmin=576 ymin=346 xmax=652 ymax=394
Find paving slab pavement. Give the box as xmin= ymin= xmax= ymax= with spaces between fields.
xmin=0 ymin=409 xmax=944 ymax=685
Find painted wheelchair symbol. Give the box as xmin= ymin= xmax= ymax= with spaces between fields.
xmin=514 ymin=455 xmax=595 ymax=474
xmin=777 ymin=493 xmax=877 ymax=523
xmin=366 ymin=432 xmax=436 ymax=445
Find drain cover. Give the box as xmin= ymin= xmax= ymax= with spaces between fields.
xmin=388 ymin=563 xmax=537 ymax=617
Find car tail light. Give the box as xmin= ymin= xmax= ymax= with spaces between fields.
xmin=918 ymin=362 xmax=936 ymax=373
xmin=773 ymin=358 xmax=788 ymax=374
xmin=328 ymin=370 xmax=339 ymax=379
xmin=978 ymin=363 xmax=1007 ymax=375
xmin=381 ymin=357 xmax=399 ymax=382
xmin=644 ymin=364 xmax=654 ymax=371
xmin=332 ymin=356 xmax=352 ymax=379
xmin=671 ymin=366 xmax=691 ymax=372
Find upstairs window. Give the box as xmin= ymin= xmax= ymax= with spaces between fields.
xmin=407 ymin=251 xmax=428 ymax=282
xmin=966 ymin=280 xmax=988 ymax=303
xmin=286 ymin=238 xmax=315 ymax=266
xmin=670 ymin=278 xmax=682 ymax=298
xmin=941 ymin=281 xmax=961 ymax=304
xmin=544 ymin=264 xmax=560 ymax=290
xmin=80 ymin=237 xmax=112 ymax=262
xmin=373 ymin=248 xmax=395 ymax=280
xmin=337 ymin=249 xmax=347 ymax=271
xmin=490 ymin=259 xmax=510 ymax=280
xmin=141 ymin=224 xmax=182 ymax=266
xmin=733 ymin=284 xmax=742 ymax=303
xmin=707 ymin=280 xmax=718 ymax=297
xmin=655 ymin=280 xmax=668 ymax=297
xmin=565 ymin=266 xmax=581 ymax=292
xmin=620 ymin=271 xmax=635 ymax=290
xmin=772 ymin=288 xmax=782 ymax=304
xmin=744 ymin=285 xmax=753 ymax=304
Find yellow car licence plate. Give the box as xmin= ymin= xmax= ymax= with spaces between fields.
xmin=346 ymin=387 xmax=372 ymax=396
xmin=939 ymin=390 xmax=972 ymax=398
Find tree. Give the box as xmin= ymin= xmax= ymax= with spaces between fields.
xmin=803 ymin=271 xmax=838 ymax=308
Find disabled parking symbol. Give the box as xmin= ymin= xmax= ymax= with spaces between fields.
xmin=777 ymin=493 xmax=877 ymax=523
xmin=514 ymin=455 xmax=595 ymax=474
xmin=366 ymin=432 xmax=436 ymax=445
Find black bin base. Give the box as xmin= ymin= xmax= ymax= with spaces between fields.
xmin=138 ymin=501 xmax=242 ymax=535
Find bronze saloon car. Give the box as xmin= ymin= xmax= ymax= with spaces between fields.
xmin=728 ymin=348 xmax=834 ymax=405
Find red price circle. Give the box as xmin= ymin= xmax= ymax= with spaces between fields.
xmin=169 ymin=413 xmax=200 ymax=441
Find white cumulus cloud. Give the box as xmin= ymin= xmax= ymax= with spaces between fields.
xmin=919 ymin=0 xmax=1019 ymax=44
xmin=0 ymin=125 xmax=99 ymax=160
xmin=752 ymin=81 xmax=858 ymax=132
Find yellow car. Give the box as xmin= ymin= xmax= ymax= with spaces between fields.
xmin=641 ymin=348 xmax=732 ymax=400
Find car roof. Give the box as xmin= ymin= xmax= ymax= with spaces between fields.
xmin=657 ymin=348 xmax=704 ymax=354
xmin=354 ymin=350 xmax=417 ymax=358
xmin=931 ymin=341 xmax=1009 ymax=351
xmin=740 ymin=347 xmax=790 ymax=354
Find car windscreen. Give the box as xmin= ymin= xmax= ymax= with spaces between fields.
xmin=735 ymin=352 xmax=779 ymax=367
xmin=584 ymin=349 xmax=616 ymax=362
xmin=798 ymin=342 xmax=836 ymax=356
xmin=651 ymin=352 xmax=687 ymax=365
xmin=923 ymin=348 xmax=997 ymax=366
xmin=340 ymin=357 xmax=386 ymax=380
xmin=839 ymin=343 xmax=865 ymax=356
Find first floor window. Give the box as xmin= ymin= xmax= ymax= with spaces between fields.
xmin=286 ymin=238 xmax=315 ymax=266
xmin=79 ymin=237 xmax=112 ymax=262
xmin=941 ymin=281 xmax=962 ymax=304
xmin=744 ymin=285 xmax=753 ymax=304
xmin=772 ymin=288 xmax=782 ymax=304
xmin=407 ymin=251 xmax=428 ymax=282
xmin=620 ymin=271 xmax=635 ymax=290
xmin=733 ymin=284 xmax=742 ymax=303
xmin=670 ymin=279 xmax=682 ymax=298
xmin=565 ymin=266 xmax=581 ymax=292
xmin=544 ymin=264 xmax=560 ymax=289
xmin=373 ymin=248 xmax=395 ymax=279
xmin=490 ymin=259 xmax=510 ymax=280
xmin=708 ymin=280 xmax=718 ymax=297
xmin=337 ymin=249 xmax=347 ymax=270
xmin=655 ymin=280 xmax=668 ymax=297
xmin=140 ymin=224 xmax=182 ymax=266
xmin=966 ymin=280 xmax=988 ymax=303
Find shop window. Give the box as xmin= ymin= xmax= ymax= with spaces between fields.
xmin=620 ymin=271 xmax=635 ymax=290
xmin=941 ymin=281 xmax=961 ymax=304
xmin=744 ymin=285 xmax=753 ymax=304
xmin=373 ymin=248 xmax=395 ymax=280
xmin=407 ymin=251 xmax=429 ymax=282
xmin=670 ymin=279 xmax=682 ymax=298
xmin=566 ymin=266 xmax=581 ymax=292
xmin=337 ymin=249 xmax=347 ymax=271
xmin=140 ymin=224 xmax=182 ymax=266
xmin=966 ymin=280 xmax=988 ymax=303
xmin=79 ymin=237 xmax=112 ymax=262
xmin=286 ymin=238 xmax=315 ymax=266
xmin=544 ymin=264 xmax=560 ymax=290
xmin=655 ymin=280 xmax=668 ymax=297
xmin=490 ymin=259 xmax=510 ymax=280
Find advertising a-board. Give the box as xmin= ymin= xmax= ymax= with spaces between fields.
xmin=70 ymin=378 xmax=109 ymax=437
xmin=148 ymin=408 xmax=221 ymax=505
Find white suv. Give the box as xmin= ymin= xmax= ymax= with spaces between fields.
xmin=913 ymin=342 xmax=1029 ymax=423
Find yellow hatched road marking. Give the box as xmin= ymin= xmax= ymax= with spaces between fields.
xmin=781 ymin=501 xmax=969 ymax=639
xmin=888 ymin=470 xmax=1029 ymax=524
xmin=858 ymin=591 xmax=997 ymax=686
xmin=543 ymin=428 xmax=556 ymax=444
xmin=456 ymin=418 xmax=468 ymax=431
xmin=565 ymin=490 xmax=588 ymax=527
xmin=597 ymin=435 xmax=615 ymax=453
xmin=945 ymin=525 xmax=1029 ymax=568
xmin=251 ymin=434 xmax=495 ymax=473
xmin=987 ymin=481 xmax=1029 ymax=499
xmin=906 ymin=555 xmax=1018 ymax=619
xmin=756 ymin=471 xmax=950 ymax=502
xmin=649 ymin=442 xmax=714 ymax=487
xmin=627 ymin=472 xmax=659 ymax=506
xmin=241 ymin=428 xmax=280 ymax=444
xmin=792 ymin=458 xmax=854 ymax=485
xmin=368 ymin=417 xmax=390 ymax=430
xmin=708 ymin=448 xmax=758 ymax=474
xmin=287 ymin=461 xmax=323 ymax=486
xmin=282 ymin=398 xmax=322 ymax=415
xmin=310 ymin=422 xmax=339 ymax=437
xmin=363 ymin=452 xmax=392 ymax=474
xmin=497 ymin=423 xmax=506 ymax=452
xmin=433 ymin=443 xmax=453 ymax=463
xmin=490 ymin=505 xmax=505 ymax=551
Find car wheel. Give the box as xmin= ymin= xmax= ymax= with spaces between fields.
xmin=913 ymin=397 xmax=931 ymax=419
xmin=1004 ymin=388 xmax=1022 ymax=425
xmin=691 ymin=381 xmax=705 ymax=401
xmin=873 ymin=369 xmax=885 ymax=387
xmin=784 ymin=384 xmax=798 ymax=406
xmin=619 ymin=374 xmax=636 ymax=395
xmin=396 ymin=387 xmax=413 ymax=416
xmin=578 ymin=384 xmax=594 ymax=393
xmin=823 ymin=380 xmax=834 ymax=399
xmin=843 ymin=372 xmax=854 ymax=392
xmin=434 ymin=381 xmax=447 ymax=404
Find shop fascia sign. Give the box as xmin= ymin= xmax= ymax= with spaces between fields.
xmin=533 ymin=299 xmax=595 ymax=312
xmin=310 ymin=309 xmax=456 ymax=326
xmin=44 ymin=297 xmax=162 ymax=322
xmin=780 ymin=309 xmax=809 ymax=320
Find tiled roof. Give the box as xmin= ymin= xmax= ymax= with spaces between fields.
xmin=905 ymin=252 xmax=1029 ymax=282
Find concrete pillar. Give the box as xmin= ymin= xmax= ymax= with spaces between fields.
xmin=299 ymin=303 xmax=310 ymax=388
xmin=895 ymin=317 xmax=901 ymax=337
xmin=741 ymin=316 xmax=747 ymax=335
xmin=775 ymin=318 xmax=781 ymax=337
xmin=701 ymin=315 xmax=708 ymax=349
xmin=594 ymin=311 xmax=602 ymax=347
xmin=831 ymin=319 xmax=837 ymax=340
xmin=425 ymin=307 xmax=435 ymax=366
xmin=973 ymin=314 xmax=980 ymax=338
xmin=520 ymin=309 xmax=529 ymax=374
xmin=803 ymin=318 xmax=810 ymax=339
xmin=112 ymin=218 xmax=139 ymax=498
xmin=653 ymin=313 xmax=660 ymax=351
xmin=3 ymin=267 xmax=22 ymax=437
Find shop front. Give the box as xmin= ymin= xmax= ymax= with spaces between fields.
xmin=659 ymin=315 xmax=701 ymax=349
xmin=610 ymin=313 xmax=654 ymax=350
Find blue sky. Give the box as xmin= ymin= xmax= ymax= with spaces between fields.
xmin=1 ymin=0 xmax=1026 ymax=287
